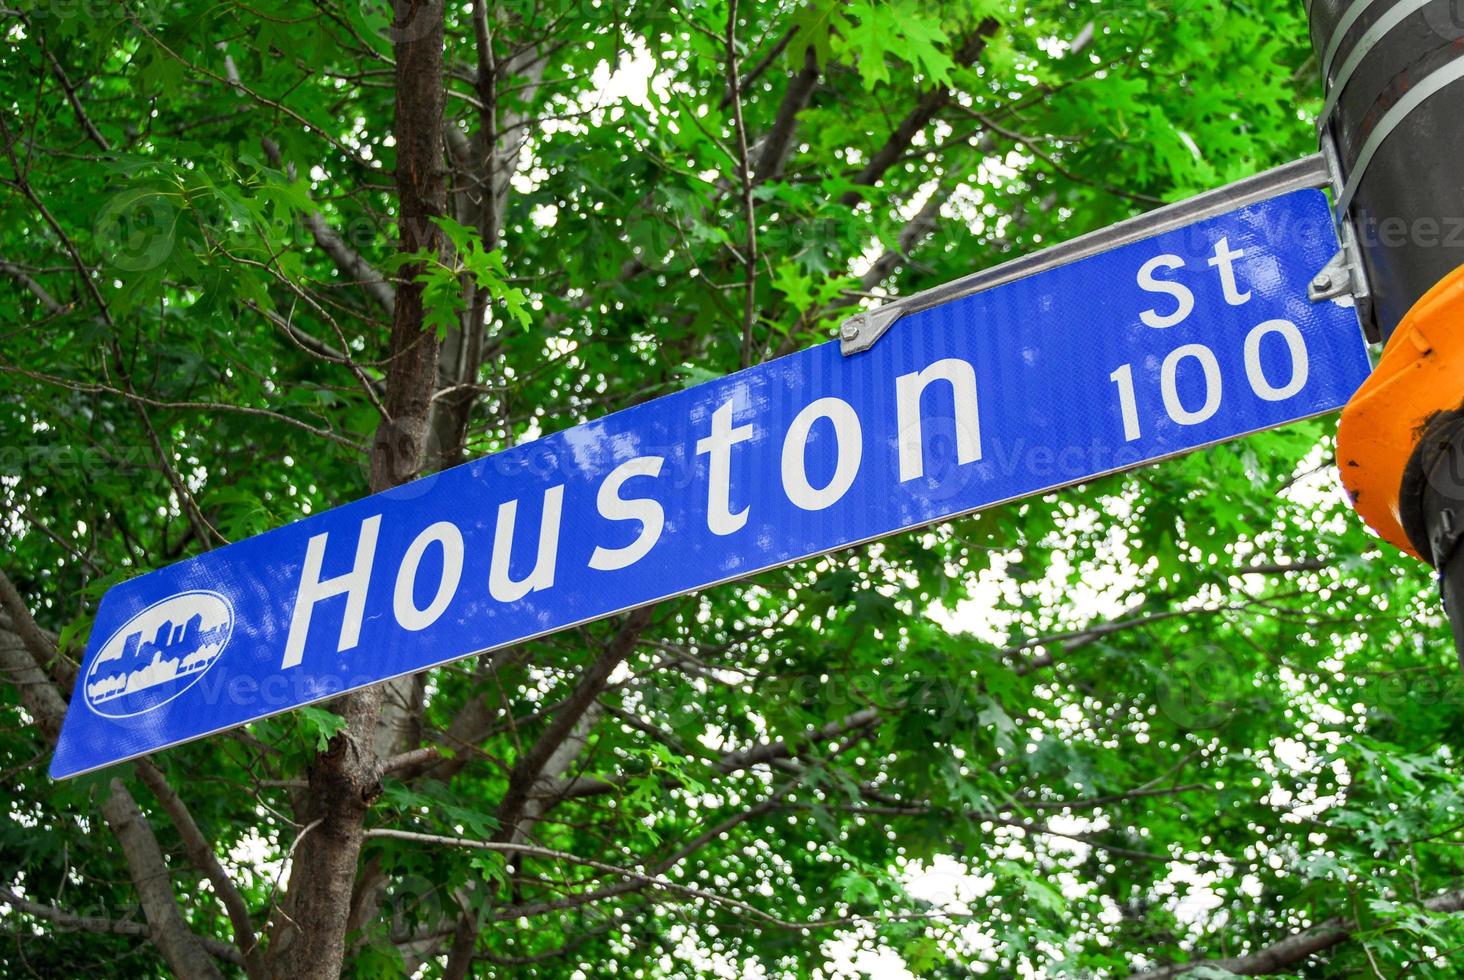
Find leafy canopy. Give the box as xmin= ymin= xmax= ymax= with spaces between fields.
xmin=3 ymin=0 xmax=1462 ymax=977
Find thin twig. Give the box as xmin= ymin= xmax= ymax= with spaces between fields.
xmin=366 ymin=827 xmax=962 ymax=932
xmin=724 ymin=0 xmax=758 ymax=368
xmin=255 ymin=817 xmax=323 ymax=952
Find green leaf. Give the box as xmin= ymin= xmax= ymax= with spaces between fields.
xmin=299 ymin=706 xmax=349 ymax=752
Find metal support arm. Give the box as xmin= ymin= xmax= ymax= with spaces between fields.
xmin=840 ymin=155 xmax=1332 ymax=356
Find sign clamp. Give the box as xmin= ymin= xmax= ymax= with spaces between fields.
xmin=1314 ymin=0 xmax=1434 ymax=140
xmin=839 ymin=155 xmax=1333 ymax=356
xmin=1335 ymin=56 xmax=1464 ymax=216
xmin=1311 ymin=130 xmax=1373 ymax=339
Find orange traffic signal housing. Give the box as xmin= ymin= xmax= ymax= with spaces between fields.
xmin=1337 ymin=265 xmax=1464 ymax=561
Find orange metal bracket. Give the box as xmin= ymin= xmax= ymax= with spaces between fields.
xmin=1337 ymin=264 xmax=1464 ymax=560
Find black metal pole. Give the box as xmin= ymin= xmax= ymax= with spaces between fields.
xmin=1308 ymin=0 xmax=1464 ymax=337
xmin=1308 ymin=0 xmax=1464 ymax=653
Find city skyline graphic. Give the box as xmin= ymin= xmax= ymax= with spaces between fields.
xmin=84 ymin=591 xmax=233 ymax=717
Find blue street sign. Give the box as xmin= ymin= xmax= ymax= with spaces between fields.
xmin=50 ymin=188 xmax=1372 ymax=778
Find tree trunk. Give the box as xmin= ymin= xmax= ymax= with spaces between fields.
xmin=101 ymin=780 xmax=225 ymax=980
xmin=267 ymin=3 xmax=447 ymax=977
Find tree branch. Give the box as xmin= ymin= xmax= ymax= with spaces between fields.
xmin=856 ymin=179 xmax=959 ymax=292
xmin=964 ymin=106 xmax=1164 ymax=206
xmin=100 ymin=779 xmax=225 ymax=980
xmin=1128 ymin=887 xmax=1464 ymax=979
xmin=382 ymin=746 xmax=441 ymax=776
xmin=134 ymin=760 xmax=264 ymax=980
xmin=370 ymin=820 xmax=948 ymax=933
xmin=549 ymin=704 xmax=882 ymax=803
xmin=130 ymin=19 xmax=375 ymax=171
xmin=0 ymin=257 xmax=61 ymax=312
xmin=752 ymin=45 xmax=819 ymax=183
xmin=0 ymin=564 xmax=68 ymax=739
xmin=717 ymin=25 xmax=794 ymax=111
xmin=259 ymin=138 xmax=396 ymax=315
xmin=370 ymin=828 xmax=789 ymax=922
xmin=838 ymin=20 xmax=999 ymax=207
xmin=725 ymin=0 xmax=758 ymax=368
xmin=1007 ymin=603 xmax=1244 ymax=675
xmin=492 ymin=606 xmax=656 ymax=840
xmin=0 ymin=886 xmax=243 ymax=966
xmin=784 ymin=137 xmax=995 ymax=358
xmin=36 ymin=33 xmax=112 ymax=152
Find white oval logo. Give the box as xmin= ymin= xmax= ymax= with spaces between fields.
xmin=83 ymin=590 xmax=234 ymax=718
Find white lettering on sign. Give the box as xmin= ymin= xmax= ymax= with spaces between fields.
xmin=490 ymin=486 xmax=565 ymax=603
xmin=696 ymin=399 xmax=754 ymax=536
xmin=281 ymin=515 xmax=381 ymax=669
xmin=277 ymin=358 xmax=995 ymax=670
xmin=895 ymin=358 xmax=983 ymax=482
xmin=1207 ymin=237 xmax=1252 ymax=306
xmin=1111 ymin=241 xmax=1317 ymax=442
xmin=1245 ymin=319 xmax=1309 ymax=401
xmin=1161 ymin=344 xmax=1224 ymax=426
xmin=590 ymin=457 xmax=666 ymax=571
xmin=394 ymin=521 xmax=464 ymax=631
xmin=1108 ymin=363 xmax=1142 ymax=443
xmin=781 ymin=398 xmax=863 ymax=511
xmin=1136 ymin=255 xmax=1194 ymax=329
xmin=276 ymin=258 xmax=1333 ymax=672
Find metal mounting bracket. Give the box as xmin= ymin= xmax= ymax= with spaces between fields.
xmin=1308 ymin=250 xmax=1357 ymax=303
xmin=1315 ymin=129 xmax=1377 ymax=340
xmin=838 ymin=307 xmax=903 ymax=356
xmin=836 ymin=154 xmax=1333 ymax=357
